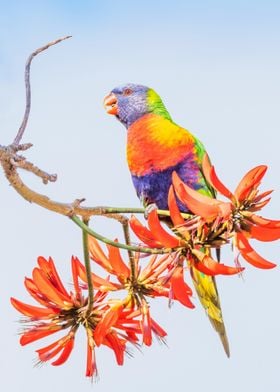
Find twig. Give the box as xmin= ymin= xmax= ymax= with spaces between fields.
xmin=13 ymin=36 xmax=72 ymax=146
xmin=0 ymin=146 xmax=128 ymax=222
xmin=10 ymin=156 xmax=57 ymax=184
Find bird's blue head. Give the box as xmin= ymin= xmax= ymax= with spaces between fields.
xmin=104 ymin=83 xmax=171 ymax=128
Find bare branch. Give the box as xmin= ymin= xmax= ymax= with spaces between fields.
xmin=0 ymin=144 xmax=128 ymax=222
xmin=13 ymin=36 xmax=72 ymax=146
xmin=10 ymin=156 xmax=57 ymax=184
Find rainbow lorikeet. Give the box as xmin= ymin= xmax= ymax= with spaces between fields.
xmin=104 ymin=83 xmax=230 ymax=357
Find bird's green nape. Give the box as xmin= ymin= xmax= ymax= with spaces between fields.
xmin=147 ymin=89 xmax=173 ymax=121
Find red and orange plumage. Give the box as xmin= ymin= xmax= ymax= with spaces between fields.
xmin=126 ymin=112 xmax=209 ymax=211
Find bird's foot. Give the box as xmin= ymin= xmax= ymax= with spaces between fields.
xmin=144 ymin=203 xmax=158 ymax=219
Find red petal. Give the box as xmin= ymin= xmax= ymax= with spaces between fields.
xmin=24 ymin=278 xmax=53 ymax=308
xmin=250 ymin=225 xmax=280 ymax=242
xmin=141 ymin=302 xmax=152 ymax=346
xmin=202 ymin=154 xmax=235 ymax=201
xmin=253 ymin=190 xmax=273 ymax=203
xmin=150 ymin=318 xmax=167 ymax=338
xmin=140 ymin=254 xmax=158 ymax=278
xmin=52 ymin=336 xmax=75 ymax=366
xmin=141 ymin=254 xmax=171 ymax=282
xmin=32 ymin=268 xmax=72 ymax=308
xmin=235 ymin=165 xmax=267 ymax=202
xmin=170 ymin=266 xmax=195 ymax=308
xmin=192 ymin=249 xmax=244 ymax=276
xmin=129 ymin=215 xmax=163 ymax=248
xmin=168 ymin=186 xmax=185 ymax=227
xmin=20 ymin=326 xmax=61 ymax=345
xmin=37 ymin=257 xmax=69 ymax=298
xmin=94 ymin=305 xmax=122 ymax=345
xmin=37 ymin=339 xmax=64 ymax=362
xmin=74 ymin=258 xmax=120 ymax=291
xmin=190 ymin=255 xmax=216 ymax=276
xmin=250 ymin=198 xmax=271 ymax=211
xmin=249 ymin=214 xmax=280 ymax=228
xmin=236 ymin=232 xmax=276 ymax=269
xmin=10 ymin=297 xmax=59 ymax=318
xmin=172 ymin=172 xmax=231 ymax=219
xmin=107 ymin=242 xmax=130 ymax=280
xmin=88 ymin=235 xmax=112 ymax=272
xmin=147 ymin=209 xmax=180 ymax=248
xmin=86 ymin=331 xmax=97 ymax=377
xmin=103 ymin=333 xmax=125 ymax=365
xmin=71 ymin=257 xmax=82 ymax=300
xmin=86 ymin=343 xmax=94 ymax=377
xmin=36 ymin=338 xmax=64 ymax=362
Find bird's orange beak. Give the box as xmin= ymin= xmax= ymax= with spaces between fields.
xmin=103 ymin=92 xmax=118 ymax=115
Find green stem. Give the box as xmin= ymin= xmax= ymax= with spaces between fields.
xmin=99 ymin=206 xmax=192 ymax=220
xmin=122 ymin=220 xmax=137 ymax=282
xmin=82 ymin=218 xmax=94 ymax=315
xmin=71 ymin=215 xmax=179 ymax=255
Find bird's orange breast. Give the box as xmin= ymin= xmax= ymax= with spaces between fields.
xmin=127 ymin=114 xmax=195 ymax=176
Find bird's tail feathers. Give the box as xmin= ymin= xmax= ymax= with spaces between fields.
xmin=190 ymin=262 xmax=230 ymax=357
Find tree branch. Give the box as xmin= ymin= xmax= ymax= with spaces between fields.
xmin=13 ymin=36 xmax=72 ymax=146
xmin=0 ymin=145 xmax=127 ymax=222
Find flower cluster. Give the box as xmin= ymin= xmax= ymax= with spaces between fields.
xmin=11 ymin=256 xmax=142 ymax=377
xmin=130 ymin=154 xmax=279 ymax=273
xmin=11 ymin=156 xmax=279 ymax=377
xmin=12 ymin=249 xmax=195 ymax=377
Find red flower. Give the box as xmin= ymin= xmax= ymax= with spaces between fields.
xmin=172 ymin=171 xmax=233 ymax=221
xmin=202 ymin=153 xmax=278 ymax=269
xmin=129 ymin=156 xmax=278 ymax=274
xmin=11 ymin=256 xmax=141 ymax=378
xmin=130 ymin=212 xmax=182 ymax=248
xmin=130 ymin=191 xmax=243 ymax=277
xmin=84 ymin=236 xmax=195 ymax=343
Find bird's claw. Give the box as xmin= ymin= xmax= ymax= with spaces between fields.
xmin=144 ymin=203 xmax=158 ymax=219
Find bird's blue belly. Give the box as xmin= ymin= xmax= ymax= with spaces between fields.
xmin=131 ymin=156 xmax=204 ymax=212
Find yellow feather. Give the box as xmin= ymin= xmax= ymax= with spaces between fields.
xmin=191 ymin=265 xmax=230 ymax=357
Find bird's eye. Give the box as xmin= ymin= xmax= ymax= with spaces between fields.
xmin=123 ymin=88 xmax=133 ymax=96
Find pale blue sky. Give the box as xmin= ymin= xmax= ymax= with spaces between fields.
xmin=1 ymin=1 xmax=280 ymax=391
